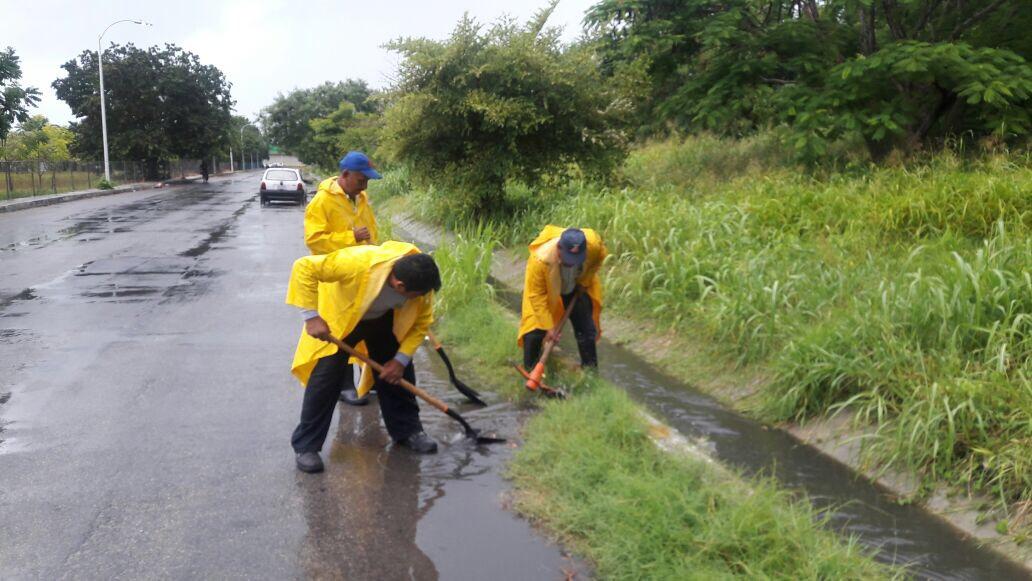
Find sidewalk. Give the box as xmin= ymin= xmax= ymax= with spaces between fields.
xmin=0 ymin=174 xmax=209 ymax=214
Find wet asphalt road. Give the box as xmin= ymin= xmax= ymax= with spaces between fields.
xmin=0 ymin=174 xmax=584 ymax=580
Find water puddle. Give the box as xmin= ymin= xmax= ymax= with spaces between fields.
xmin=297 ymin=349 xmax=587 ymax=580
xmin=391 ymin=220 xmax=1029 ymax=580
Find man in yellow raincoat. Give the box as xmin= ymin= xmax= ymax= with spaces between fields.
xmin=518 ymin=226 xmax=607 ymax=371
xmin=304 ymin=151 xmax=381 ymax=406
xmin=286 ymin=241 xmax=441 ymax=473
xmin=304 ymin=151 xmax=380 ymax=254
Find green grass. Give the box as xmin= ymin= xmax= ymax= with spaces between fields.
xmin=394 ymin=136 xmax=1032 ymax=517
xmin=424 ymin=232 xmax=893 ymax=579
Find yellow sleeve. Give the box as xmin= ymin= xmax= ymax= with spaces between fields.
xmin=304 ymin=197 xmax=357 ymax=254
xmin=526 ymin=258 xmax=554 ymax=329
xmin=579 ymin=241 xmax=608 ymax=285
xmin=285 ymin=252 xmax=362 ymax=310
xmin=398 ymin=294 xmax=433 ymax=356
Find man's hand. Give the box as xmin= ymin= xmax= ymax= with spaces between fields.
xmin=353 ymin=227 xmax=371 ymax=242
xmin=546 ymin=328 xmax=562 ymax=344
xmin=379 ymin=359 xmax=405 ymax=384
xmin=305 ymin=316 xmax=331 ymax=341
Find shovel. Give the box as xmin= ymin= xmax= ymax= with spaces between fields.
xmin=426 ymin=330 xmax=488 ymax=406
xmin=514 ymin=288 xmax=583 ymax=397
xmin=324 ymin=336 xmax=506 ymax=445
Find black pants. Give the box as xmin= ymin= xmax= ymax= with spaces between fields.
xmin=523 ymin=291 xmax=598 ymax=369
xmin=292 ymin=312 xmax=422 ymax=453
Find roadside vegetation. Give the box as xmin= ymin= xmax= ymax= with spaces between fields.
xmin=426 ymin=233 xmax=894 ymax=579
xmin=393 ymin=136 xmax=1032 ymax=527
xmin=289 ymin=0 xmax=1032 ymax=541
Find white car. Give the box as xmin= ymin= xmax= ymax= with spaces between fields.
xmin=259 ymin=167 xmax=306 ymax=206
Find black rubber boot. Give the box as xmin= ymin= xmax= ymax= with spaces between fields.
xmin=295 ymin=451 xmax=324 ymax=473
xmin=339 ymin=388 xmax=370 ymax=406
xmin=397 ymin=431 xmax=438 ymax=454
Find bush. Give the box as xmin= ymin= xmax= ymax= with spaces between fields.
xmin=381 ymin=4 xmax=627 ymax=216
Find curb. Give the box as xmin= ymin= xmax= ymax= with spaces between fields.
xmin=0 ymin=176 xmax=206 ymax=214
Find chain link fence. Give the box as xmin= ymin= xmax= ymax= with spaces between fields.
xmin=1 ymin=156 xmax=263 ymax=201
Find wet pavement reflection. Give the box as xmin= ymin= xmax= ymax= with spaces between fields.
xmin=298 ymin=350 xmax=588 ymax=580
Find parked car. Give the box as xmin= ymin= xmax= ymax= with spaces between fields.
xmin=259 ymin=168 xmax=306 ymax=206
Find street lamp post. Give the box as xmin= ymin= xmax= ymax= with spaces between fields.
xmin=239 ymin=123 xmax=256 ymax=171
xmin=98 ymin=19 xmax=151 ymax=183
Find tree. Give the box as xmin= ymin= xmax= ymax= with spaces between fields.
xmin=53 ymin=43 xmax=234 ymax=178
xmin=382 ymin=3 xmax=627 ymax=214
xmin=307 ymin=102 xmax=383 ymax=170
xmin=1 ymin=47 xmax=41 ymax=144
xmin=586 ymin=0 xmax=1032 ymax=159
xmin=6 ymin=116 xmax=73 ymax=161
xmin=231 ymin=115 xmax=270 ymax=165
xmin=259 ymin=80 xmax=374 ymax=162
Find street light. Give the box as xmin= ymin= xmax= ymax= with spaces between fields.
xmin=239 ymin=123 xmax=256 ymax=171
xmin=98 ymin=19 xmax=152 ymax=183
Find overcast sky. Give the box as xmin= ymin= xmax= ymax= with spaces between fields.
xmin=2 ymin=0 xmax=599 ymax=127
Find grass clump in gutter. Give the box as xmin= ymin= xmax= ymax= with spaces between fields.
xmin=395 ymin=136 xmax=1032 ymax=519
xmin=426 ymin=231 xmax=894 ymax=579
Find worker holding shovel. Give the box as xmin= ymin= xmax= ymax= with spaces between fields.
xmin=518 ymin=226 xmax=607 ymax=389
xmin=286 ymin=241 xmax=441 ymax=473
xmin=304 ymin=151 xmax=381 ymax=406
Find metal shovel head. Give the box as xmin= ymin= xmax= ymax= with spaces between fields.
xmin=436 ymin=347 xmax=488 ymax=406
xmin=446 ymin=408 xmax=507 ymax=445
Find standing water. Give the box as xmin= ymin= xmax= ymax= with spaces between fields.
xmin=393 ymin=220 xmax=1030 ymax=580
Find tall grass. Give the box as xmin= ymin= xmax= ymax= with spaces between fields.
xmin=397 ymin=136 xmax=1032 ymax=512
xmin=425 ymin=232 xmax=892 ymax=578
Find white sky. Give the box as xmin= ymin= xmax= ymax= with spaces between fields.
xmin=1 ymin=0 xmax=600 ymax=126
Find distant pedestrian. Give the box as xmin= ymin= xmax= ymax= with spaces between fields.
xmin=200 ymin=159 xmax=209 ymax=183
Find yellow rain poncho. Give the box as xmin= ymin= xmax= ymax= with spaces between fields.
xmin=286 ymin=241 xmax=433 ymax=396
xmin=517 ymin=225 xmax=606 ymax=345
xmin=304 ymin=177 xmax=379 ymax=254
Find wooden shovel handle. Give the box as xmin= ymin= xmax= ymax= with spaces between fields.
xmin=539 ymin=288 xmax=583 ymax=362
xmin=426 ymin=329 xmax=443 ymax=350
xmin=325 ymin=335 xmax=450 ymax=415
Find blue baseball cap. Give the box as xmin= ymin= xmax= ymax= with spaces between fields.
xmin=558 ymin=228 xmax=587 ymax=266
xmin=339 ymin=151 xmax=382 ymax=179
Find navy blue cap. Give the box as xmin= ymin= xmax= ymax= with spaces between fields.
xmin=339 ymin=151 xmax=382 ymax=179
xmin=558 ymin=228 xmax=587 ymax=266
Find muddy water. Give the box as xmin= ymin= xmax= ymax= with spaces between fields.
xmin=392 ymin=221 xmax=1030 ymax=580
xmin=296 ymin=348 xmax=588 ymax=580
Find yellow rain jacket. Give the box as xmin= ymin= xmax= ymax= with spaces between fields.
xmin=286 ymin=241 xmax=433 ymax=396
xmin=304 ymin=177 xmax=378 ymax=254
xmin=518 ymin=225 xmax=606 ymax=346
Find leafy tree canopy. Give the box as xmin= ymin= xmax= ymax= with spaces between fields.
xmin=53 ymin=43 xmax=234 ymax=171
xmin=2 ymin=115 xmax=73 ymax=161
xmin=259 ymin=80 xmax=374 ymax=162
xmin=382 ymin=2 xmax=628 ymax=214
xmin=308 ymin=101 xmax=383 ymax=171
xmin=586 ymin=0 xmax=1032 ymax=159
xmin=0 ymin=47 xmax=41 ymax=143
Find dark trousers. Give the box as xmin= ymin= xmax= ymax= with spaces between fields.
xmin=523 ymin=291 xmax=598 ymax=369
xmin=291 ymin=312 xmax=422 ymax=453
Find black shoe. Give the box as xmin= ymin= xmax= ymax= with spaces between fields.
xmin=339 ymin=388 xmax=370 ymax=406
xmin=295 ymin=451 xmax=324 ymax=473
xmin=398 ymin=431 xmax=438 ymax=454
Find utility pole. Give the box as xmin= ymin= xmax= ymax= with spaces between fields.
xmin=98 ymin=19 xmax=151 ymax=182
